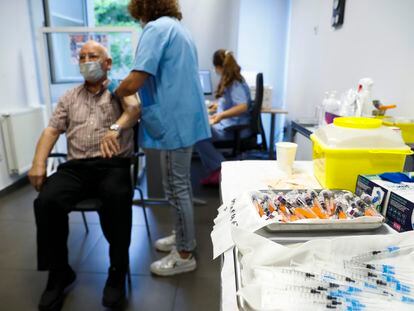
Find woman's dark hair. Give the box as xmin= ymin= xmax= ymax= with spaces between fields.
xmin=128 ymin=0 xmax=182 ymax=23
xmin=213 ymin=49 xmax=244 ymax=98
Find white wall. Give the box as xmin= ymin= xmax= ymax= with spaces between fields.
xmin=285 ymin=0 xmax=414 ymax=121
xmin=0 ymin=0 xmax=42 ymax=190
xmin=50 ymin=0 xmax=241 ymax=101
xmin=180 ymin=0 xmax=241 ymax=87
xmin=237 ymin=0 xmax=290 ymax=144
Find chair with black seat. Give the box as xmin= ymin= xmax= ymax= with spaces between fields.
xmin=47 ymin=124 xmax=149 ymax=287
xmin=212 ymin=73 xmax=268 ymax=157
xmin=48 ymin=124 xmax=149 ymax=237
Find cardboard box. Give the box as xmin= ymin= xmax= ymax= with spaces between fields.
xmin=355 ymin=173 xmax=414 ymax=232
xmin=355 ymin=174 xmax=392 ymax=215
xmin=385 ymin=189 xmax=414 ymax=232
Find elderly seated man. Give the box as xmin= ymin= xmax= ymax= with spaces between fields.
xmin=28 ymin=40 xmax=140 ymax=311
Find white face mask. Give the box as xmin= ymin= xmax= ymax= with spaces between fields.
xmin=79 ymin=61 xmax=105 ymax=82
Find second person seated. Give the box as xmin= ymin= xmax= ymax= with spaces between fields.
xmin=195 ymin=49 xmax=252 ymax=186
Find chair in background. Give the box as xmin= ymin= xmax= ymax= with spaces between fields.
xmin=213 ymin=73 xmax=268 ymax=157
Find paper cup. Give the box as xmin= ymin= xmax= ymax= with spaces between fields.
xmin=276 ymin=142 xmax=298 ymax=176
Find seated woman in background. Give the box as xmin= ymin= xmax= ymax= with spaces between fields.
xmin=195 ymin=49 xmax=252 ymax=186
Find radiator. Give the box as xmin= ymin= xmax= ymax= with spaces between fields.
xmin=0 ymin=107 xmax=45 ymax=175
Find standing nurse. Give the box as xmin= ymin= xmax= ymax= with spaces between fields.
xmin=115 ymin=0 xmax=211 ymax=276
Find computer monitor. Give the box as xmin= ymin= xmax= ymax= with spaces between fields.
xmin=199 ymin=70 xmax=213 ymax=95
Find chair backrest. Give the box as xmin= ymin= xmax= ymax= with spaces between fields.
xmin=249 ymin=73 xmax=264 ymax=135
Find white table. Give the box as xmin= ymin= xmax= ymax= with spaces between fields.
xmin=219 ymin=160 xmax=396 ymax=311
xmin=220 ymin=160 xmax=317 ymax=311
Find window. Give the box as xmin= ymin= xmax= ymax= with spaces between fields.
xmin=94 ymin=0 xmax=136 ymax=27
xmin=43 ymin=0 xmax=139 ymax=83
xmin=44 ymin=0 xmax=88 ymax=27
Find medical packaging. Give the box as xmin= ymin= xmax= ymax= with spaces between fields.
xmin=233 ymin=227 xmax=414 ymax=311
xmin=355 ymin=173 xmax=414 ymax=232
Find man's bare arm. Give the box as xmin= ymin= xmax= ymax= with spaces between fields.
xmin=101 ymin=94 xmax=141 ymax=158
xmin=28 ymin=127 xmax=61 ymax=191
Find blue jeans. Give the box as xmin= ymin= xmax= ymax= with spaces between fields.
xmin=160 ymin=147 xmax=196 ymax=252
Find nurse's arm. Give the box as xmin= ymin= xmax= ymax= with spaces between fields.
xmin=210 ymin=103 xmax=248 ymax=125
xmin=115 ymin=71 xmax=150 ymax=97
xmin=219 ymin=103 xmax=248 ymax=119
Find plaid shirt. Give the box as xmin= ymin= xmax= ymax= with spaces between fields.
xmin=49 ymin=84 xmax=133 ymax=160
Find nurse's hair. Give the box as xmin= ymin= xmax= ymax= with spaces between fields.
xmin=128 ymin=0 xmax=182 ymax=23
xmin=213 ymin=49 xmax=244 ymax=99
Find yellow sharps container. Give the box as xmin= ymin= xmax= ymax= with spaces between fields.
xmin=310 ymin=117 xmax=413 ymax=191
xmin=382 ymin=117 xmax=414 ymax=144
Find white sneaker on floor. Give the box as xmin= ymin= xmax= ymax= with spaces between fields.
xmin=150 ymin=248 xmax=197 ymax=276
xmin=154 ymin=231 xmax=176 ymax=252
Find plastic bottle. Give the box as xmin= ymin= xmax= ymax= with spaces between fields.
xmin=316 ymin=92 xmax=330 ymax=126
xmin=356 ymin=78 xmax=374 ymax=116
xmin=325 ymin=91 xmax=341 ymax=116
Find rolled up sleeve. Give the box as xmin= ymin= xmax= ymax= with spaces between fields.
xmin=132 ymin=24 xmax=168 ymax=76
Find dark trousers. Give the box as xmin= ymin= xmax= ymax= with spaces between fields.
xmin=34 ymin=157 xmax=132 ymax=272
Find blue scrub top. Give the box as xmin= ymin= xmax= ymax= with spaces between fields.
xmin=217 ymin=80 xmax=252 ymax=129
xmin=132 ymin=17 xmax=211 ymax=150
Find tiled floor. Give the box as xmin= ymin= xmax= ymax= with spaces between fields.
xmin=0 ymin=160 xmax=221 ymax=311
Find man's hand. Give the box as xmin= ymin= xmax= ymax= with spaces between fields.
xmin=209 ymin=113 xmax=223 ymax=125
xmin=28 ymin=163 xmax=47 ymax=192
xmin=100 ymin=130 xmax=121 ymax=158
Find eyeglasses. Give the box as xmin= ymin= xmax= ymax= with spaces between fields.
xmin=78 ymin=53 xmax=101 ymax=63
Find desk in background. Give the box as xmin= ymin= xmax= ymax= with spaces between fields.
xmin=290 ymin=119 xmax=318 ymax=140
xmin=288 ymin=120 xmax=317 ymax=161
xmin=261 ymin=108 xmax=288 ymax=159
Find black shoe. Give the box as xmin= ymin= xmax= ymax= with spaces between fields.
xmin=102 ymin=267 xmax=127 ymax=309
xmin=38 ymin=266 xmax=76 ymax=311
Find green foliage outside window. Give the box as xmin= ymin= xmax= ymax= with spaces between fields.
xmin=94 ymin=0 xmax=136 ymax=27
xmin=94 ymin=0 xmax=139 ymax=77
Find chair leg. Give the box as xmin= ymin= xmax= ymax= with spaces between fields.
xmin=81 ymin=211 xmax=89 ymax=234
xmin=136 ymin=187 xmax=151 ymax=239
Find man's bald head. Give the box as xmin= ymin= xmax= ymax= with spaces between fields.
xmin=79 ymin=40 xmax=110 ymax=60
xmin=78 ymin=40 xmax=112 ymax=84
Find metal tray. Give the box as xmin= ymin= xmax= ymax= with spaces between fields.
xmin=255 ymin=190 xmax=384 ymax=233
xmin=234 ymin=238 xmax=310 ymax=311
xmin=234 ymin=246 xmax=249 ymax=311
xmin=264 ymin=220 xmax=384 ymax=232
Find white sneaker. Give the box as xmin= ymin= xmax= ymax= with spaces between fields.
xmin=150 ymin=248 xmax=197 ymax=276
xmin=154 ymin=231 xmax=176 ymax=252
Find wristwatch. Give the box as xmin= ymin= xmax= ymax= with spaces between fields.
xmin=109 ymin=123 xmax=121 ymax=133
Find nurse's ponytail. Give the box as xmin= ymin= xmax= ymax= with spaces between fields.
xmin=213 ymin=49 xmax=244 ymax=99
